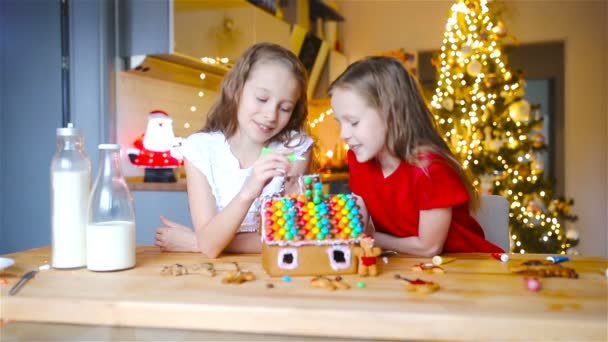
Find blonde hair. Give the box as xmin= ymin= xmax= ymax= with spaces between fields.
xmin=329 ymin=56 xmax=478 ymax=208
xmin=202 ymin=43 xmax=309 ymax=146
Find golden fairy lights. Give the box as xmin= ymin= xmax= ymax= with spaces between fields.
xmin=183 ymin=56 xmax=231 ymax=130
xmin=431 ymin=0 xmax=570 ymax=253
xmin=309 ymin=108 xmax=333 ymax=128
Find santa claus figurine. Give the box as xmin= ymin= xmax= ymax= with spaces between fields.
xmin=128 ymin=110 xmax=183 ymax=182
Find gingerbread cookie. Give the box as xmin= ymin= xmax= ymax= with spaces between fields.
xmin=509 ymin=259 xmax=578 ymax=278
xmin=310 ymin=276 xmax=351 ymax=291
xmin=411 ymin=262 xmax=445 ymax=274
xmin=395 ymin=274 xmax=440 ymax=294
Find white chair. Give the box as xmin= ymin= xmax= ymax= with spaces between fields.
xmin=473 ymin=195 xmax=511 ymax=252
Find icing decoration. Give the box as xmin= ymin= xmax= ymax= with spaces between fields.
xmin=277 ymin=248 xmax=299 ymax=270
xmin=327 ymin=245 xmax=353 ymax=270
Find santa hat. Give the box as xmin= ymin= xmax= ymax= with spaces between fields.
xmin=148 ymin=110 xmax=169 ymax=119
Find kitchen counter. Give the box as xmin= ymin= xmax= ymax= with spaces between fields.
xmin=1 ymin=246 xmax=606 ymax=340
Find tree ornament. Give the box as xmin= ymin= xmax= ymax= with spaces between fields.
xmin=531 ymin=158 xmax=545 ymax=173
xmin=484 ymin=74 xmax=498 ymax=87
xmin=486 ymin=139 xmax=502 ymax=152
xmin=508 ymin=100 xmax=531 ymax=122
xmin=480 ymin=30 xmax=489 ymax=41
xmin=531 ymin=132 xmax=545 ymax=148
xmin=493 ymin=21 xmax=507 ymax=37
xmin=461 ymin=45 xmax=473 ymax=57
xmin=566 ymin=226 xmax=579 ymax=241
xmin=518 ymin=165 xmax=530 ymax=177
xmin=472 ymin=130 xmax=483 ymax=142
xmin=466 ymin=60 xmax=482 ymax=76
xmin=526 ymin=201 xmax=542 ymax=213
xmin=442 ymin=97 xmax=455 ymax=111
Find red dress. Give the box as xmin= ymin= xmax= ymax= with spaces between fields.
xmin=347 ymin=150 xmax=503 ymax=253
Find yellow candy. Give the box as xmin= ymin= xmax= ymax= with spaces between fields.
xmin=277 ymin=218 xmax=286 ymax=225
xmin=278 ymin=228 xmax=286 ymax=236
xmin=344 ymin=227 xmax=352 ymax=234
xmin=312 ymin=227 xmax=320 ymax=234
xmin=341 ymin=208 xmax=349 ymax=215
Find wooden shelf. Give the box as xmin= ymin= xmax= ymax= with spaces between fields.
xmin=126 ymin=177 xmax=187 ymax=192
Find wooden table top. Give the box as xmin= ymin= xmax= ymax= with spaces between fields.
xmin=1 ymin=246 xmax=606 ymax=341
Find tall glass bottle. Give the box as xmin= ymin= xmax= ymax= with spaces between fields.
xmin=87 ymin=144 xmax=136 ymax=271
xmin=51 ymin=123 xmax=91 ymax=269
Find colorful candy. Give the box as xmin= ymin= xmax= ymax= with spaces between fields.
xmin=262 ymin=175 xmax=364 ymax=242
xmin=525 ymin=276 xmax=542 ymax=292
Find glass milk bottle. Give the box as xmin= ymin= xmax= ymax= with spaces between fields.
xmin=51 ymin=123 xmax=91 ymax=269
xmin=87 ymin=144 xmax=136 ymax=271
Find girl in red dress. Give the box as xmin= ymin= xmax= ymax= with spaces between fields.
xmin=329 ymin=56 xmax=503 ymax=256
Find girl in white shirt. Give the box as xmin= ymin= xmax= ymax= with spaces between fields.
xmin=155 ymin=43 xmax=313 ymax=258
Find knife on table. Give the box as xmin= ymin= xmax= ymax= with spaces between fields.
xmin=9 ymin=270 xmax=37 ymax=296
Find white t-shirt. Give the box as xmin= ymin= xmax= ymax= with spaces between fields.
xmin=180 ymin=131 xmax=313 ymax=233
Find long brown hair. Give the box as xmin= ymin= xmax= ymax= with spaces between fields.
xmin=202 ymin=42 xmax=309 ymax=146
xmin=329 ymin=56 xmax=478 ymax=208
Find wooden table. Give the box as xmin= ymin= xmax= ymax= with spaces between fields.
xmin=1 ymin=247 xmax=606 ymax=341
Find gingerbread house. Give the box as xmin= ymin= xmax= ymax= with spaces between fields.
xmin=261 ymin=174 xmax=365 ymax=277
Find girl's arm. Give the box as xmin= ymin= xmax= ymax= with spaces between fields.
xmin=226 ymin=148 xmax=313 ymax=254
xmin=186 ymin=151 xmax=291 ymax=258
xmin=373 ymin=207 xmax=452 ymax=257
xmin=224 ymin=232 xmax=261 ymax=254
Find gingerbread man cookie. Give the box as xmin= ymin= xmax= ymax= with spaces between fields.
xmin=353 ymin=235 xmax=382 ymax=277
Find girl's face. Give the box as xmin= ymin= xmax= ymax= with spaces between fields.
xmin=331 ymin=87 xmax=388 ymax=163
xmin=236 ymin=61 xmax=299 ymax=144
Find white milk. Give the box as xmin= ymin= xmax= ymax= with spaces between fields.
xmin=51 ymin=170 xmax=90 ymax=268
xmin=86 ymin=221 xmax=136 ymax=271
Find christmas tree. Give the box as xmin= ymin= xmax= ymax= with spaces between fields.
xmin=430 ymin=0 xmax=577 ymax=254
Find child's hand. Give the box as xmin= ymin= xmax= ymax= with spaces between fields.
xmin=240 ymin=150 xmax=292 ymax=201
